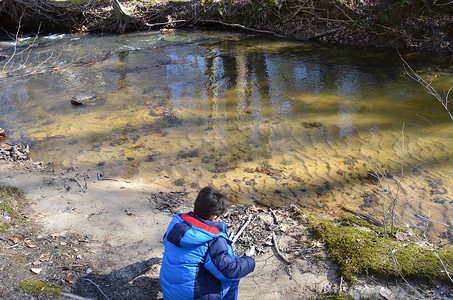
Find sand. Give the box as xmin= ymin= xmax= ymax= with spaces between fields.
xmin=0 ymin=161 xmax=435 ymax=299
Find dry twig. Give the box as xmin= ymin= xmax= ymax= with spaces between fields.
xmin=272 ymin=231 xmax=290 ymax=265
xmin=61 ymin=293 xmax=95 ymax=300
xmin=400 ymin=51 xmax=453 ymax=121
xmin=232 ymin=214 xmax=253 ymax=243
xmin=81 ymin=278 xmax=111 ymax=300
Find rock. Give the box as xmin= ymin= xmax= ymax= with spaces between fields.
xmin=302 ymin=121 xmax=324 ymax=128
xmin=70 ymin=99 xmax=84 ymax=106
xmin=71 ymin=93 xmax=97 ymax=106
xmin=73 ymin=93 xmax=97 ymax=102
xmin=174 ymin=178 xmax=185 ymax=186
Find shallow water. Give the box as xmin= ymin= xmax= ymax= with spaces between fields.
xmin=1 ymin=30 xmax=452 ymax=241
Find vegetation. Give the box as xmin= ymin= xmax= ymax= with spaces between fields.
xmin=0 ymin=0 xmax=451 ymax=52
xmin=21 ymin=280 xmax=62 ymax=298
xmin=294 ymin=209 xmax=453 ymax=282
xmin=0 ymin=186 xmax=24 ymax=232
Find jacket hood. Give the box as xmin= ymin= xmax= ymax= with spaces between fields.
xmin=166 ymin=212 xmax=228 ymax=248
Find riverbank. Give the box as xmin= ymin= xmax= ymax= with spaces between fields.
xmin=0 ymin=0 xmax=452 ymax=53
xmin=1 ymin=161 xmax=452 ymax=299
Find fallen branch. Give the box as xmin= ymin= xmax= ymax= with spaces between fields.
xmin=145 ymin=20 xmax=188 ymax=27
xmin=232 ymin=214 xmax=253 ymax=243
xmin=302 ymin=28 xmax=341 ymax=41
xmin=197 ymin=19 xmax=286 ymax=38
xmin=272 ymin=231 xmax=290 ymax=265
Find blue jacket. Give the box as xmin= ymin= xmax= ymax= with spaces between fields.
xmin=160 ymin=212 xmax=255 ymax=300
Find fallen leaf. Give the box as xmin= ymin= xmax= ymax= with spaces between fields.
xmin=30 ymin=268 xmax=42 ymax=274
xmin=25 ymin=240 xmax=37 ymax=248
xmin=10 ymin=235 xmax=23 ymax=244
xmin=39 ymin=252 xmax=51 ymax=262
xmin=66 ymin=272 xmax=74 ymax=284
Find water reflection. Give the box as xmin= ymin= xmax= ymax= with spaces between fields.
xmin=1 ymin=30 xmax=452 ymax=242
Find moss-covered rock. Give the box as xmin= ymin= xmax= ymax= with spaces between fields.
xmin=294 ymin=209 xmax=453 ymax=282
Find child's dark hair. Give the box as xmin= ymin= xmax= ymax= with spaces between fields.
xmin=194 ymin=187 xmax=228 ymax=220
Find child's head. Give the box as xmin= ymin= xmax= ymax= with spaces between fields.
xmin=194 ymin=186 xmax=228 ymax=220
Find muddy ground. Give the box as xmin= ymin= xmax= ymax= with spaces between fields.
xmin=0 ymin=161 xmax=452 ymax=299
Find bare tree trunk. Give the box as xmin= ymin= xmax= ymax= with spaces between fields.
xmin=110 ymin=0 xmax=142 ymax=32
xmin=111 ymin=0 xmax=135 ymax=22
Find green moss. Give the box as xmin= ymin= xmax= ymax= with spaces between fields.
xmin=0 ymin=186 xmax=24 ymax=232
xmin=0 ymin=186 xmax=24 ymax=215
xmin=294 ymin=209 xmax=453 ymax=282
xmin=317 ymin=292 xmax=353 ymax=299
xmin=21 ymin=280 xmax=62 ymax=298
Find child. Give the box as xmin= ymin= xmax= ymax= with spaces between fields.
xmin=160 ymin=186 xmax=255 ymax=300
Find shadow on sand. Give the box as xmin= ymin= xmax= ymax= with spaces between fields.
xmin=75 ymin=257 xmax=162 ymax=300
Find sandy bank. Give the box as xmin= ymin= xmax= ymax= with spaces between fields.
xmin=0 ymin=162 xmax=448 ymax=299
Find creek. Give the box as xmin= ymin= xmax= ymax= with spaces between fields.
xmin=1 ymin=30 xmax=452 ymax=242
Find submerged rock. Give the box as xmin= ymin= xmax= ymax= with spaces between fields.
xmin=70 ymin=94 xmax=97 ymax=106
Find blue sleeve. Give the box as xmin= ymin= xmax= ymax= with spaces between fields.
xmin=204 ymin=237 xmax=255 ymax=282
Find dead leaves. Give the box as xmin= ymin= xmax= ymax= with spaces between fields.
xmin=30 ymin=268 xmax=42 ymax=274
xmin=0 ymin=128 xmax=7 ymax=140
xmin=9 ymin=234 xmax=24 ymax=244
xmin=39 ymin=252 xmax=51 ymax=262
xmin=25 ymin=240 xmax=37 ymax=248
xmin=66 ymin=272 xmax=75 ymax=284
